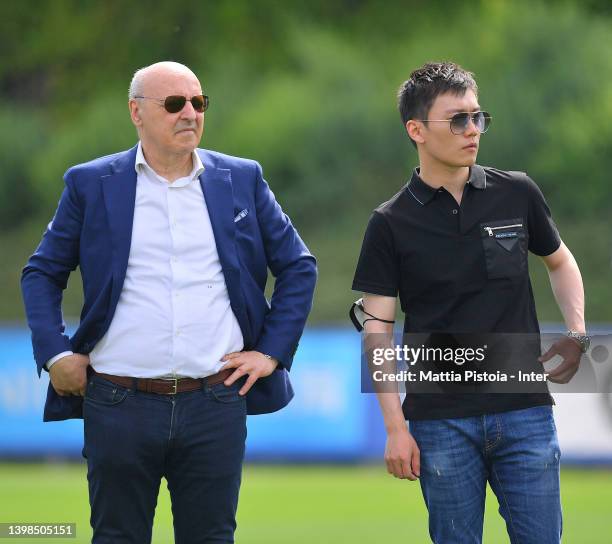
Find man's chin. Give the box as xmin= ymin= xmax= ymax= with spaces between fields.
xmin=455 ymin=155 xmax=478 ymax=167
xmin=437 ymin=150 xmax=478 ymax=169
xmin=445 ymin=159 xmax=477 ymax=169
xmin=174 ymin=133 xmax=202 ymax=150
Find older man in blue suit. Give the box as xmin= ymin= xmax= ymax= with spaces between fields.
xmin=21 ymin=61 xmax=317 ymax=543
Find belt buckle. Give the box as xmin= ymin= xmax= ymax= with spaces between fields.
xmin=168 ymin=377 xmax=179 ymax=395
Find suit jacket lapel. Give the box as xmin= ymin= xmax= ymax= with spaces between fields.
xmin=198 ymin=154 xmax=239 ymax=272
xmin=101 ymin=146 xmax=138 ymax=308
xmin=198 ymin=150 xmax=252 ymax=345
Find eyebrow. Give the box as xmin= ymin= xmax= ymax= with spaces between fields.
xmin=444 ymin=107 xmax=481 ymax=114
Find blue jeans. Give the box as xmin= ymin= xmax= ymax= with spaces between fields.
xmin=82 ymin=372 xmax=247 ymax=544
xmin=409 ymin=405 xmax=562 ymax=544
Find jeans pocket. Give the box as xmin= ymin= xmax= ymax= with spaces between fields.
xmin=209 ymin=382 xmax=245 ymax=404
xmin=84 ymin=377 xmax=129 ymax=406
xmin=480 ymin=218 xmax=527 ymax=279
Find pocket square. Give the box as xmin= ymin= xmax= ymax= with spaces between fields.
xmin=234 ymin=209 xmax=249 ymax=223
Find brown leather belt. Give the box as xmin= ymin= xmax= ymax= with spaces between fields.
xmin=91 ymin=368 xmax=233 ymax=395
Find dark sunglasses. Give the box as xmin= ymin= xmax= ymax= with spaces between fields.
xmin=134 ymin=94 xmax=209 ymax=113
xmin=416 ymin=111 xmax=492 ymax=135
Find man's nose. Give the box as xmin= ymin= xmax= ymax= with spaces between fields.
xmin=464 ymin=117 xmax=480 ymax=136
xmin=179 ymin=100 xmax=197 ymax=119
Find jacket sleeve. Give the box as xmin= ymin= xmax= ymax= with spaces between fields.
xmin=21 ymin=169 xmax=82 ymax=375
xmin=251 ymin=162 xmax=317 ymax=370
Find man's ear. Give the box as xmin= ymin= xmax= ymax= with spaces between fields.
xmin=406 ymin=120 xmax=425 ymax=145
xmin=129 ymin=99 xmax=142 ymax=126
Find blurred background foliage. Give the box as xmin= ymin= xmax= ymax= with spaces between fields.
xmin=1 ymin=0 xmax=610 ymax=323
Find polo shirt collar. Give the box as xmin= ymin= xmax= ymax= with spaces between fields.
xmin=407 ymin=164 xmax=486 ymax=206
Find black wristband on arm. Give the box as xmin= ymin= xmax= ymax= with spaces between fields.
xmin=349 ymin=298 xmax=395 ymax=332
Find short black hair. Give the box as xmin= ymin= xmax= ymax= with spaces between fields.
xmin=397 ymin=62 xmax=478 ymax=147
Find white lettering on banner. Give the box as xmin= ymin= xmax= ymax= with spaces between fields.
xmin=0 ymin=367 xmax=47 ymax=413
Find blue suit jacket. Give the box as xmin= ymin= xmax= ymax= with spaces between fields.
xmin=21 ymin=145 xmax=317 ymax=421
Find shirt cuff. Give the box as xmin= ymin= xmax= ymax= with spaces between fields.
xmin=46 ymin=351 xmax=74 ymax=370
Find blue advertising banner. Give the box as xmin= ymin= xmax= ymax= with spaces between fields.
xmin=2 ymin=326 xmax=610 ymax=463
xmin=0 ymin=327 xmax=385 ymax=461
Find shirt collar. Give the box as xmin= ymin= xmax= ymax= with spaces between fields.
xmin=135 ymin=142 xmax=205 ymax=184
xmin=407 ymin=164 xmax=486 ymax=206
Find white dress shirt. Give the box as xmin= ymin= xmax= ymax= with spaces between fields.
xmin=48 ymin=143 xmax=244 ymax=377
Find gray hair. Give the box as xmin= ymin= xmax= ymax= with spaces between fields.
xmin=128 ymin=68 xmax=145 ymax=99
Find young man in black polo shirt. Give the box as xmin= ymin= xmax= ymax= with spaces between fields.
xmin=352 ymin=62 xmax=587 ymax=543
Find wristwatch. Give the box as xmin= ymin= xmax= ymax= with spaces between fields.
xmin=566 ymin=331 xmax=590 ymax=353
xmin=263 ymin=354 xmax=277 ymax=363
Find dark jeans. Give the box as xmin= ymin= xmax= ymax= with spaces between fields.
xmin=409 ymin=405 xmax=562 ymax=544
xmin=82 ymin=372 xmax=247 ymax=544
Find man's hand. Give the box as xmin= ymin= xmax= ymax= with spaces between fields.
xmin=221 ymin=351 xmax=279 ymax=396
xmin=385 ymin=427 xmax=421 ymax=481
xmin=539 ymin=336 xmax=582 ymax=384
xmin=49 ymin=354 xmax=90 ymax=396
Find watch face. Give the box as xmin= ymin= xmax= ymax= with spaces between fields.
xmin=568 ymin=332 xmax=590 ymax=353
xmin=582 ymin=336 xmax=591 ymax=352
xmin=575 ymin=335 xmax=590 ymax=352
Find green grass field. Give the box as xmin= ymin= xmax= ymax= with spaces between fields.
xmin=1 ymin=464 xmax=611 ymax=543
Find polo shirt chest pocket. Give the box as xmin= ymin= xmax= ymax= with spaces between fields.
xmin=480 ymin=218 xmax=527 ymax=279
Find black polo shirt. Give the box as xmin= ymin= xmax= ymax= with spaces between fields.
xmin=352 ymin=165 xmax=561 ymax=420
